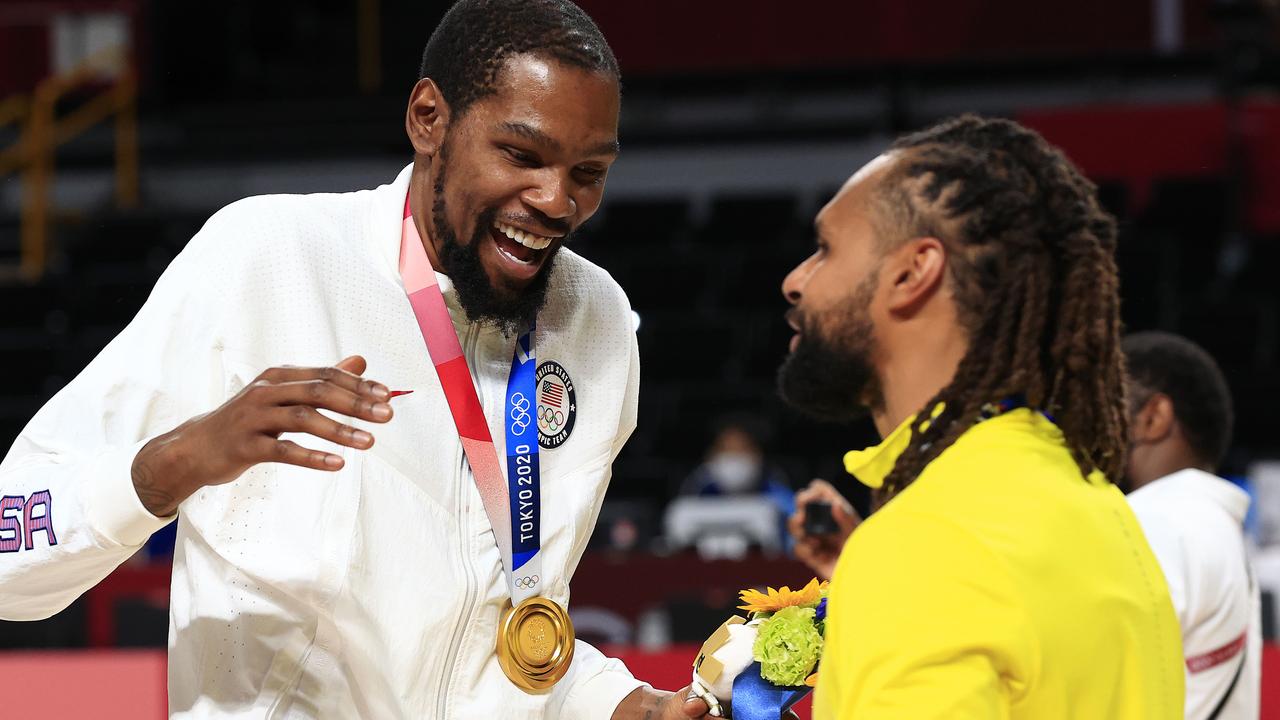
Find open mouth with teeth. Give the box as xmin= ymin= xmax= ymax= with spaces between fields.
xmin=487 ymin=220 xmax=557 ymax=283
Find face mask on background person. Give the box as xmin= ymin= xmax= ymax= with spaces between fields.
xmin=707 ymin=452 xmax=762 ymax=493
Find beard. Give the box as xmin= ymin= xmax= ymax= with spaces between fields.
xmin=430 ymin=148 xmax=560 ymax=337
xmin=777 ymin=275 xmax=882 ymax=422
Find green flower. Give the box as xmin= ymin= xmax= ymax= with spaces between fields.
xmin=752 ymin=606 xmax=823 ymax=686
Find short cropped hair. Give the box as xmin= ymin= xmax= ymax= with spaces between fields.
xmin=419 ymin=0 xmax=619 ymax=118
xmin=1123 ymin=331 xmax=1234 ymax=468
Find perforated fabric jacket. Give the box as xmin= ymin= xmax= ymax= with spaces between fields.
xmin=0 ymin=165 xmax=646 ymax=718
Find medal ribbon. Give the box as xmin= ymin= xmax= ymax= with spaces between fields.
xmin=399 ymin=194 xmax=543 ymax=603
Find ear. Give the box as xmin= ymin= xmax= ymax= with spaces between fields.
xmin=883 ymin=237 xmax=947 ymax=315
xmin=1132 ymin=393 xmax=1176 ymax=444
xmin=405 ymin=78 xmax=451 ymax=158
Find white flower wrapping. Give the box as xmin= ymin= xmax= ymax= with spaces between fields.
xmin=689 ymin=617 xmax=762 ymax=716
xmin=689 ymin=580 xmax=829 ymax=717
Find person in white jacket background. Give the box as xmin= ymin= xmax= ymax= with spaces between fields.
xmin=0 ymin=1 xmax=709 ymax=718
xmin=1124 ymin=331 xmax=1260 ymax=720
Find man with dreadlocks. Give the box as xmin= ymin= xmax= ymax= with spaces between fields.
xmin=779 ymin=115 xmax=1184 ymax=718
xmin=0 ymin=1 xmax=709 ymax=718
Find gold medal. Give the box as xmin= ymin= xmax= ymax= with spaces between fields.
xmin=496 ymin=596 xmax=575 ymax=691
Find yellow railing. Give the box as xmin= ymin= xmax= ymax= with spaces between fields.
xmin=0 ymin=47 xmax=139 ymax=281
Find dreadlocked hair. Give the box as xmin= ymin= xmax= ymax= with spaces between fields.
xmin=874 ymin=114 xmax=1127 ymax=506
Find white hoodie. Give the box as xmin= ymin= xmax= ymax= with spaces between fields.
xmin=0 ymin=165 xmax=645 ymax=718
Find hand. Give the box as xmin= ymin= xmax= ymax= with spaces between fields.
xmin=787 ymin=479 xmax=862 ymax=580
xmin=612 ymin=686 xmax=710 ymax=720
xmin=130 ymin=355 xmax=393 ymax=516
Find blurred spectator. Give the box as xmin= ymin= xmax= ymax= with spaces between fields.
xmin=664 ymin=417 xmax=795 ymax=559
xmin=1123 ymin=331 xmax=1260 ymax=720
xmin=680 ymin=418 xmax=793 ymax=506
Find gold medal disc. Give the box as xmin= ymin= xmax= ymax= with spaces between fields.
xmin=497 ymin=596 xmax=575 ymax=691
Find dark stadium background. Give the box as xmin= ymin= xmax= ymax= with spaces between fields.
xmin=2 ymin=1 xmax=1279 ymax=715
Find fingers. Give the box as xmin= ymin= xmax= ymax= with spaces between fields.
xmin=257 ymin=363 xmax=390 ymax=401
xmin=255 ymin=379 xmax=393 ymax=424
xmin=335 ymin=354 xmax=367 ymax=376
xmin=795 ymin=478 xmax=840 ymax=505
xmin=796 ymin=478 xmax=861 ymax=530
xmin=674 ymin=684 xmax=713 ymax=719
xmin=786 ymin=509 xmax=806 ymax=541
xmin=266 ymin=406 xmax=375 ymax=450
xmin=253 ymin=437 xmax=345 ymax=471
xmin=811 ymin=478 xmax=861 ymax=531
xmin=793 ymin=536 xmax=820 ymax=566
xmin=794 ymin=537 xmax=830 ymax=571
xmin=791 ymin=478 xmax=837 ymax=540
xmin=793 ymin=530 xmax=845 ymax=581
xmin=682 ymin=695 xmax=710 ymax=718
xmin=831 ymin=496 xmax=863 ymax=532
xmin=790 ymin=481 xmax=822 ymax=539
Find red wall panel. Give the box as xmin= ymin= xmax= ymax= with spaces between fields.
xmin=578 ymin=0 xmax=1156 ymax=75
xmin=0 ymin=26 xmax=50 ymax=95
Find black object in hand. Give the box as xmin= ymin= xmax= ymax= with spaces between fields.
xmin=803 ymin=501 xmax=839 ymax=536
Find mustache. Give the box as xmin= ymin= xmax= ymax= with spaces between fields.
xmin=785 ymin=308 xmax=810 ymax=333
xmin=499 ymin=210 xmax=572 ymax=239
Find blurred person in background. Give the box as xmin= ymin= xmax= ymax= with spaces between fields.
xmin=0 ymin=1 xmax=708 ymax=718
xmin=679 ymin=416 xmax=794 ymax=518
xmin=1123 ymin=331 xmax=1260 ymax=720
xmin=780 ymin=115 xmax=1183 ymax=718
xmin=664 ymin=417 xmax=795 ymax=559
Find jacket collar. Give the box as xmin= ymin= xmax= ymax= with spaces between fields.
xmin=1133 ymin=467 xmax=1251 ymax=524
xmin=372 ymin=163 xmax=457 ymax=301
xmin=843 ymin=414 xmax=914 ymax=490
xmin=842 ymin=406 xmax=1081 ymax=490
xmin=842 ymin=404 xmax=947 ymax=490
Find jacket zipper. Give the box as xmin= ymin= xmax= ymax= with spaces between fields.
xmin=435 ymin=322 xmax=483 ymax=719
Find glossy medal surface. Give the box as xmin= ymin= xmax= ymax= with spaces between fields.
xmin=497 ymin=596 xmax=575 ymax=691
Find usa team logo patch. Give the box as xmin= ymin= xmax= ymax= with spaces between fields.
xmin=536 ymin=361 xmax=576 ymax=449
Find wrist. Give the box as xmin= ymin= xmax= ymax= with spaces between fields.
xmin=611 ymin=686 xmax=669 ymax=720
xmin=131 ymin=432 xmax=193 ymax=517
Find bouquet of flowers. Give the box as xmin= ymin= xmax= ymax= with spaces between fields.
xmin=690 ymin=579 xmax=828 ymax=719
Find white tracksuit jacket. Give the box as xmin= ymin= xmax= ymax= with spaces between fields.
xmin=0 ymin=165 xmax=646 ymax=718
xmin=1128 ymin=469 xmax=1261 ymax=720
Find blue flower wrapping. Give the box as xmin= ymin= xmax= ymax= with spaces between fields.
xmin=729 ymin=662 xmax=811 ymax=720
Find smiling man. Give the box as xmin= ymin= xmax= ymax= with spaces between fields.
xmin=0 ymin=2 xmax=705 ymax=718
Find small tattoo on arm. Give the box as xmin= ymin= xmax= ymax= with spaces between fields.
xmin=132 ymin=457 xmax=179 ymax=517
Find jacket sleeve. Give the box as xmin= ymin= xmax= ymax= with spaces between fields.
xmin=816 ymin=510 xmax=1037 ymax=720
xmin=0 ymin=226 xmax=227 ymax=620
xmin=552 ymin=639 xmax=648 ymax=720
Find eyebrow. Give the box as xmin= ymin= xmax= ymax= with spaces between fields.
xmin=497 ymin=121 xmax=620 ymax=158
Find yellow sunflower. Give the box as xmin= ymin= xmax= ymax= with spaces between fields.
xmin=737 ymin=578 xmax=828 ymax=614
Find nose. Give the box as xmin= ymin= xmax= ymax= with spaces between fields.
xmin=523 ymin=170 xmax=576 ymax=221
xmin=782 ymin=254 xmax=815 ymax=306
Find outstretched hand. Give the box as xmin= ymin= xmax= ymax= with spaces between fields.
xmin=613 ymin=685 xmax=710 ymax=719
xmin=131 ymin=355 xmax=393 ymax=516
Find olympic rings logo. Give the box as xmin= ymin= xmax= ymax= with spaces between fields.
xmin=538 ymin=405 xmax=565 ymax=433
xmin=515 ymin=575 xmax=540 ymax=589
xmin=509 ymin=392 xmax=532 ymax=435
